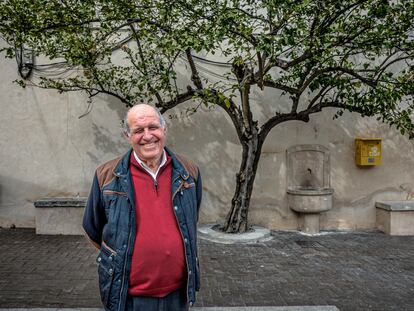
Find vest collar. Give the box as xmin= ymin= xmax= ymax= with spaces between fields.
xmin=113 ymin=147 xmax=189 ymax=180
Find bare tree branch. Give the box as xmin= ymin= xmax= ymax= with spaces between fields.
xmin=229 ymin=7 xmax=269 ymax=24
xmin=129 ymin=23 xmax=163 ymax=105
xmin=374 ymin=55 xmax=414 ymax=83
xmin=261 ymin=80 xmax=300 ymax=95
xmin=36 ymin=81 xmax=132 ymax=106
xmin=259 ymin=94 xmax=372 ymax=143
xmin=265 ymin=50 xmax=311 ymax=72
xmin=319 ymin=0 xmax=368 ymax=32
xmin=307 ymin=85 xmax=335 ymax=109
xmin=259 ymin=111 xmax=299 ymax=142
xmin=269 ymin=11 xmax=295 ymax=36
xmin=286 ymin=50 xmax=312 ymax=69
xmin=256 ymin=52 xmax=264 ymax=90
xmin=240 ymin=84 xmax=253 ymax=133
xmin=157 ymin=88 xmax=196 ymax=112
xmin=213 ymin=93 xmax=245 ymax=142
xmin=185 ymin=49 xmax=203 ymax=89
xmin=299 ymin=66 xmax=378 ymax=95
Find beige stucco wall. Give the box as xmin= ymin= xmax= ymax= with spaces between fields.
xmin=1 ymin=49 xmax=413 ymax=231
xmin=0 ymin=51 xmax=130 ymax=227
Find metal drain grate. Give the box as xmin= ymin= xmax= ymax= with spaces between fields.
xmin=295 ymin=240 xmax=322 ymax=248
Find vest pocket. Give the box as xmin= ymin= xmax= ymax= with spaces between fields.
xmin=103 ymin=190 xmax=127 ymax=196
xmin=97 ymin=242 xmax=116 ymax=307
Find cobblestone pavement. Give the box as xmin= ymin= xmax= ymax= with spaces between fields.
xmin=0 ymin=228 xmax=413 ymax=311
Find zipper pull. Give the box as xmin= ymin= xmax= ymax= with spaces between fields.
xmin=154 ymin=180 xmax=158 ymax=191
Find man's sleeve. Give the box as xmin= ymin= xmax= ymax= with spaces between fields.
xmin=195 ymin=168 xmax=202 ymax=221
xmin=82 ymin=172 xmax=106 ymax=246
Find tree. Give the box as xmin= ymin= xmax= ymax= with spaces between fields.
xmin=1 ymin=0 xmax=414 ymax=233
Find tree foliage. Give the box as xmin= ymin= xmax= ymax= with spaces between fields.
xmin=1 ymin=0 xmax=414 ymax=232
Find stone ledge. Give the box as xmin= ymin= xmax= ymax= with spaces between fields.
xmin=375 ymin=200 xmax=414 ymax=211
xmin=34 ymin=197 xmax=87 ymax=208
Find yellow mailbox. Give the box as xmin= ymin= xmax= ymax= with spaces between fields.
xmin=355 ymin=138 xmax=382 ymax=166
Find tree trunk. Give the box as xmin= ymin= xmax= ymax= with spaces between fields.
xmin=222 ymin=129 xmax=263 ymax=233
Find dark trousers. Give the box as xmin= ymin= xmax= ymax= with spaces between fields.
xmin=126 ymin=289 xmax=188 ymax=311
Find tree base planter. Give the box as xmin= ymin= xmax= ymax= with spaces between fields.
xmin=376 ymin=201 xmax=414 ymax=236
xmin=34 ymin=197 xmax=87 ymax=235
xmin=198 ymin=224 xmax=272 ymax=244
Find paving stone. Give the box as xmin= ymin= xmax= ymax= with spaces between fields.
xmin=0 ymin=228 xmax=414 ymax=311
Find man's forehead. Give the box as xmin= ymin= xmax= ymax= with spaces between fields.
xmin=133 ymin=113 xmax=158 ymax=121
xmin=128 ymin=107 xmax=159 ymax=122
xmin=130 ymin=115 xmax=160 ymax=124
xmin=128 ymin=103 xmax=153 ymax=115
xmin=130 ymin=118 xmax=160 ymax=126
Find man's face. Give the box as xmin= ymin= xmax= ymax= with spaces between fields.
xmin=126 ymin=105 xmax=166 ymax=164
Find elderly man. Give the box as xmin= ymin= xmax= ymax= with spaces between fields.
xmin=83 ymin=104 xmax=202 ymax=311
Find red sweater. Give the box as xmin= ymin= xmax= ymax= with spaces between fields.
xmin=128 ymin=154 xmax=186 ymax=297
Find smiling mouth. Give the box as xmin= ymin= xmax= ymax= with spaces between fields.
xmin=140 ymin=141 xmax=158 ymax=148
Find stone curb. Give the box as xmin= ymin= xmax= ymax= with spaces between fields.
xmin=192 ymin=308 xmax=340 ymax=311
xmin=197 ymin=224 xmax=273 ymax=244
xmin=0 ymin=307 xmax=340 ymax=311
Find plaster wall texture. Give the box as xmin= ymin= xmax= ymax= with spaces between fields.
xmin=1 ymin=50 xmax=414 ymax=231
xmin=0 ymin=52 xmax=130 ymax=228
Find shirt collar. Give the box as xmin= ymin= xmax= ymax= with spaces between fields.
xmin=133 ymin=149 xmax=167 ymax=179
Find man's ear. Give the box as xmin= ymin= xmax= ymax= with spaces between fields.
xmin=123 ymin=131 xmax=130 ymax=139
